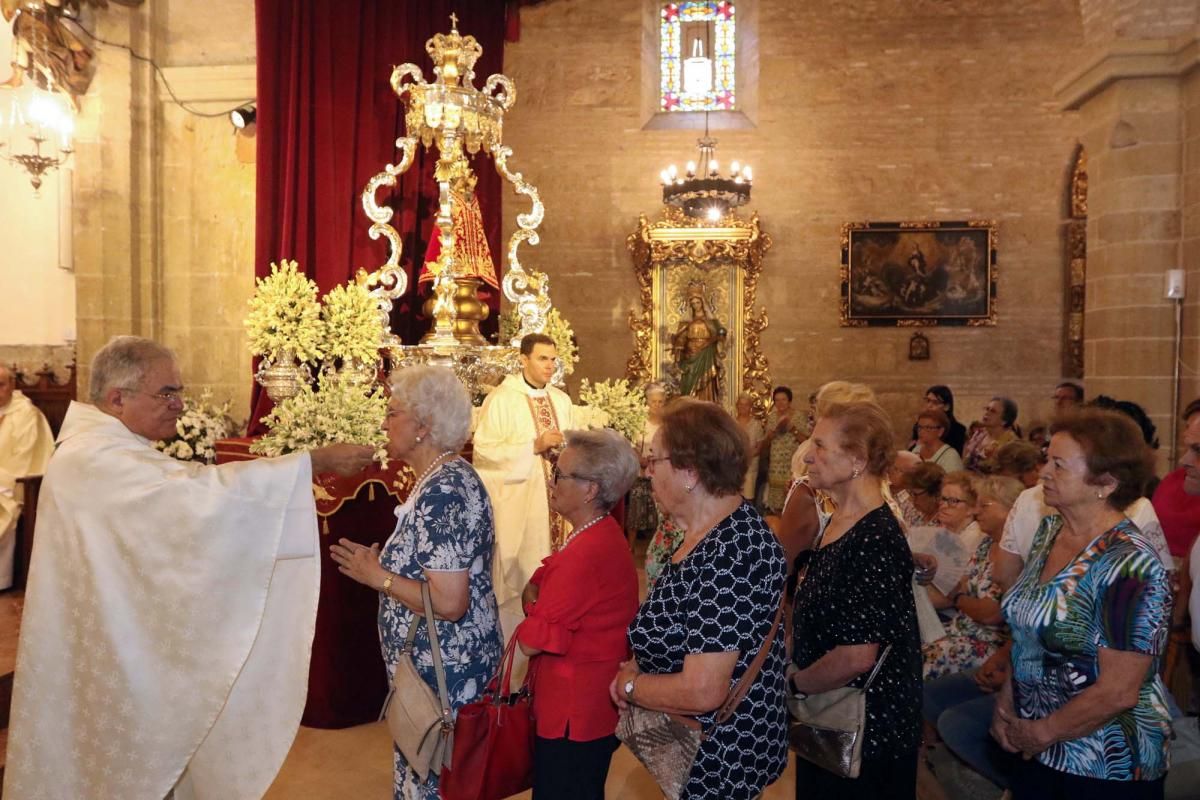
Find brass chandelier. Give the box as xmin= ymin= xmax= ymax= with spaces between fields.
xmin=660 ymin=115 xmax=750 ymax=221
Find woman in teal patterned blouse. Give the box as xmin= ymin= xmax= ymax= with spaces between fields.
xmin=992 ymin=408 xmax=1171 ymax=799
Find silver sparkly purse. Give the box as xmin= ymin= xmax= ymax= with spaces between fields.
xmin=786 ymin=644 xmax=891 ymax=779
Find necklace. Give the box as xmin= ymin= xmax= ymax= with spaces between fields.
xmin=410 ymin=450 xmax=457 ymax=496
xmin=560 ymin=514 xmax=606 ymax=550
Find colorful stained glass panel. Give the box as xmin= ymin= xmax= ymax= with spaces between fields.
xmin=660 ymin=1 xmax=735 ymax=112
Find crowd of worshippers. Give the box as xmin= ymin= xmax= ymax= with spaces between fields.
xmin=5 ymin=334 xmax=1200 ymax=800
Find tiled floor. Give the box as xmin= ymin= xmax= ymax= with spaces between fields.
xmin=265 ymin=720 xmax=798 ymax=799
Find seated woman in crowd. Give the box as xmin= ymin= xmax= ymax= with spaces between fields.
xmin=993 ymin=408 xmax=1172 ymax=798
xmin=330 ymin=366 xmax=503 ymax=800
xmin=922 ymin=476 xmax=1021 ymax=680
xmin=994 ymin=439 xmax=1042 ymax=487
xmin=517 ymin=429 xmax=640 ymax=800
xmin=614 ymin=401 xmax=788 ymax=799
xmin=911 ymin=385 xmax=968 ymax=455
xmin=963 ymin=396 xmax=1018 ymax=471
xmin=909 ymin=408 xmax=964 ymax=472
xmin=897 ymin=461 xmax=945 ymax=528
xmin=791 ymin=402 xmax=923 ymax=799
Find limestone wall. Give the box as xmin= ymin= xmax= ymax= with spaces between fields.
xmin=502 ymin=0 xmax=1089 ymax=440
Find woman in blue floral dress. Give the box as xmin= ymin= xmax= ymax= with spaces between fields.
xmin=331 ymin=366 xmax=503 ymax=800
xmin=992 ymin=409 xmax=1171 ymax=799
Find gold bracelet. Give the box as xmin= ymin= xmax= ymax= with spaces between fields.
xmin=381 ymin=573 xmax=395 ymax=596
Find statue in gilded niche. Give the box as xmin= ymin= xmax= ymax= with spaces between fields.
xmin=671 ymin=281 xmax=727 ymax=402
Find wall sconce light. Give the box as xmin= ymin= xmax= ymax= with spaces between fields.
xmin=230 ymin=103 xmax=256 ymax=130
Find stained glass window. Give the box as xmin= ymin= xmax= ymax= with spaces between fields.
xmin=660 ymin=1 xmax=735 ymax=112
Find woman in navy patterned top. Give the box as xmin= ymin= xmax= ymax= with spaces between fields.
xmin=613 ymin=399 xmax=788 ymax=799
xmin=331 ymin=366 xmax=503 ymax=800
xmin=790 ymin=401 xmax=922 ymax=799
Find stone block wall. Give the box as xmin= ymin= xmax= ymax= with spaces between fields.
xmin=502 ymin=0 xmax=1089 ymax=439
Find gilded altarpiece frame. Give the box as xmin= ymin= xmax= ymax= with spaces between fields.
xmin=626 ymin=208 xmax=772 ymax=413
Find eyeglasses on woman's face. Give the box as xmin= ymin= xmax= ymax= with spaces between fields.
xmin=644 ymin=455 xmax=672 ymax=472
xmin=916 ymin=424 xmax=943 ymax=432
xmin=939 ymin=495 xmax=968 ymax=507
xmin=550 ymin=465 xmax=594 ymax=485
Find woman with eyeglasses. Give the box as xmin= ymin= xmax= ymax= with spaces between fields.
xmin=909 ymin=409 xmax=964 ymax=472
xmin=613 ymin=400 xmax=788 ymax=799
xmin=922 ymin=476 xmax=1020 ymax=679
xmin=516 ymin=428 xmax=640 ymax=799
xmin=910 ymin=385 xmax=967 ymax=456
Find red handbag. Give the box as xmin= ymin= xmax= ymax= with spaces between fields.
xmin=440 ymin=635 xmax=535 ymax=800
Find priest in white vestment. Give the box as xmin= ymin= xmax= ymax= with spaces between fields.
xmin=0 ymin=365 xmax=55 ymax=590
xmin=472 ymin=333 xmax=605 ymax=641
xmin=3 ymin=336 xmax=374 ymax=800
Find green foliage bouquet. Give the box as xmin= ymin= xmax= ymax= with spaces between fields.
xmin=155 ymin=390 xmax=236 ymax=464
xmin=579 ymin=378 xmax=646 ymax=444
xmin=321 ymin=282 xmax=381 ymax=365
xmin=245 ymin=260 xmax=325 ymax=363
xmin=250 ymin=377 xmax=389 ymax=464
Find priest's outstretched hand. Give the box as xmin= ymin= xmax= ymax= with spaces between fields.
xmin=310 ymin=444 xmax=376 ymax=476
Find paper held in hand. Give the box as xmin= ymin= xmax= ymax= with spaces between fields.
xmin=907 ymin=526 xmax=976 ymax=595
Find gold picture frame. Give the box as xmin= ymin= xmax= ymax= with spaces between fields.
xmin=626 ymin=207 xmax=773 ymax=414
xmin=840 ymin=220 xmax=998 ymax=327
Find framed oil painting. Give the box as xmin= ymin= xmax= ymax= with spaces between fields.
xmin=840 ymin=220 xmax=997 ymax=327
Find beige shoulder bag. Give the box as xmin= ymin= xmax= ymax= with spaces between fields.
xmin=382 ymin=581 xmax=454 ymax=780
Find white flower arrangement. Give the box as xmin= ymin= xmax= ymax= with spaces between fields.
xmin=155 ymin=390 xmax=235 ymax=464
xmin=321 ymin=282 xmax=381 ymax=365
xmin=498 ymin=307 xmax=578 ymax=378
xmin=245 ymin=259 xmax=325 ymax=363
xmin=250 ymin=377 xmax=388 ymax=464
xmin=579 ymin=378 xmax=647 ymax=445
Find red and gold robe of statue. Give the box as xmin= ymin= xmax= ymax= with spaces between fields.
xmin=419 ymin=188 xmax=500 ymax=289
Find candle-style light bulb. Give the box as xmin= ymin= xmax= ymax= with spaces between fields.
xmin=686 ymin=160 xmax=696 ymax=177
xmin=709 ymin=159 xmax=718 ymax=176
xmin=668 ymin=164 xmax=678 ymax=179
xmin=743 ymin=166 xmax=753 ymax=182
xmin=731 ymin=160 xmax=740 ymax=176
xmin=660 ymin=169 xmax=671 ymax=185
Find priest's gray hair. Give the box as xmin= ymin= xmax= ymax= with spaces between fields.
xmin=564 ymin=428 xmax=639 ymax=511
xmin=89 ymin=336 xmax=177 ymax=403
xmin=388 ymin=365 xmax=472 ymax=452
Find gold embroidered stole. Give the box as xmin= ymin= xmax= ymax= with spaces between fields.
xmin=526 ymin=392 xmax=568 ymax=551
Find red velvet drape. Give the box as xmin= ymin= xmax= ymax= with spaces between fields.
xmin=252 ymin=0 xmax=507 ymax=431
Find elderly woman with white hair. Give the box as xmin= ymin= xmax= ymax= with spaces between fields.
xmin=517 ymin=428 xmax=641 ymax=799
xmin=331 ymin=365 xmax=503 ymax=800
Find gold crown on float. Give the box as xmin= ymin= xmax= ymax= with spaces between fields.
xmin=427 ymin=13 xmax=483 ymax=87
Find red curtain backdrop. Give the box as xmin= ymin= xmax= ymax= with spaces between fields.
xmin=252 ymin=0 xmax=508 ymax=431
xmin=251 ymin=0 xmax=508 ymax=728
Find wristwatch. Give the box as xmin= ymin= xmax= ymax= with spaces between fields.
xmin=381 ymin=573 xmax=395 ymax=596
xmin=623 ymin=677 xmax=637 ymax=700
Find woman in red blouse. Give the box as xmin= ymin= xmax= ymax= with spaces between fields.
xmin=516 ymin=428 xmax=641 ymax=800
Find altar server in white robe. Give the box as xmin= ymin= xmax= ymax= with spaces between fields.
xmin=473 ymin=333 xmax=605 ymax=641
xmin=0 ymin=364 xmax=55 ymax=590
xmin=3 ymin=336 xmax=374 ymax=800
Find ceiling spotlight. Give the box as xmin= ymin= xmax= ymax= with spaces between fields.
xmin=230 ymin=103 xmax=256 ymax=129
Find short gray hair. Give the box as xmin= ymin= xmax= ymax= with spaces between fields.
xmin=388 ymin=365 xmax=472 ymax=452
xmin=563 ymin=428 xmax=639 ymax=511
xmin=89 ymin=336 xmax=176 ymax=402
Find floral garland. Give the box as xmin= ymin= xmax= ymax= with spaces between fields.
xmin=579 ymin=378 xmax=648 ymax=445
xmin=321 ymin=282 xmax=381 ymax=365
xmin=245 ymin=260 xmax=325 ymax=363
xmin=155 ymin=390 xmax=235 ymax=464
xmin=250 ymin=377 xmax=389 ymax=464
xmin=498 ymin=307 xmax=578 ymax=379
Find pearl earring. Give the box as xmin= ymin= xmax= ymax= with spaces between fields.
xmin=851 ymin=467 xmax=861 ymax=479
xmin=415 ymin=435 xmax=423 ymax=443
xmin=686 ymin=483 xmax=695 ymax=493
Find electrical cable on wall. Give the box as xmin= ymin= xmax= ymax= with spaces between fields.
xmin=74 ymin=23 xmax=253 ymax=119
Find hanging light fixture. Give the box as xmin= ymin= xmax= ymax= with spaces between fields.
xmin=659 ymin=112 xmax=750 ymax=221
xmin=0 ymin=79 xmax=74 ymax=193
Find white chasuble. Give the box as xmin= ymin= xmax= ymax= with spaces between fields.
xmin=3 ymin=402 xmax=320 ymax=800
xmin=472 ymin=374 xmax=605 ymax=610
xmin=0 ymin=390 xmax=55 ymax=588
